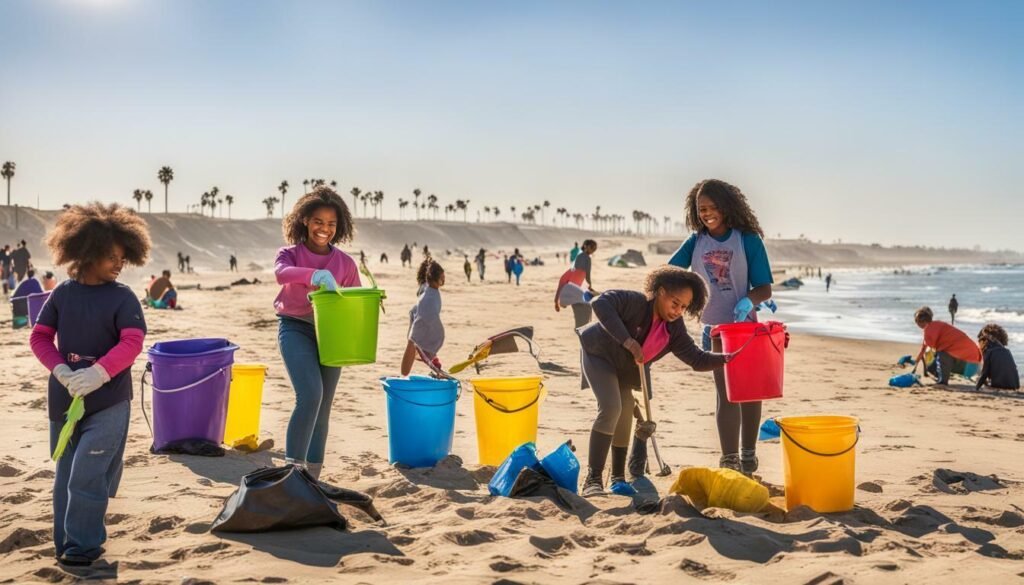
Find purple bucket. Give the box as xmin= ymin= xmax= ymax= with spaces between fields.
xmin=27 ymin=291 xmax=51 ymax=327
xmin=147 ymin=338 xmax=238 ymax=450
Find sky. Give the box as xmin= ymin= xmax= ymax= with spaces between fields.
xmin=1 ymin=0 xmax=1022 ymax=250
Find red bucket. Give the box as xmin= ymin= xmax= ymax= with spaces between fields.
xmin=710 ymin=321 xmax=788 ymax=403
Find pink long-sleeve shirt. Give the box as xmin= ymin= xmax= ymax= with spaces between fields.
xmin=274 ymin=244 xmax=361 ymax=319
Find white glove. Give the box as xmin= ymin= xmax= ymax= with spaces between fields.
xmin=52 ymin=364 xmax=77 ymax=389
xmin=67 ymin=365 xmax=111 ymax=398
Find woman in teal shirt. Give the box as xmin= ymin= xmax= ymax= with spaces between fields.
xmin=668 ymin=179 xmax=774 ymax=476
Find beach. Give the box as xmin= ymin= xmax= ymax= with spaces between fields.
xmin=2 ymin=240 xmax=1023 ymax=584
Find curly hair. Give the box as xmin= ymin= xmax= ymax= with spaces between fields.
xmin=46 ymin=202 xmax=151 ymax=278
xmin=282 ymin=186 xmax=355 ymax=245
xmin=416 ymin=258 xmax=445 ymax=286
xmin=978 ymin=323 xmax=1009 ymax=352
xmin=914 ymin=306 xmax=934 ymax=324
xmin=643 ymin=266 xmax=708 ymax=319
xmin=684 ymin=179 xmax=764 ymax=238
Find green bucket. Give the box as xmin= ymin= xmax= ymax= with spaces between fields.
xmin=310 ymin=287 xmax=386 ymax=366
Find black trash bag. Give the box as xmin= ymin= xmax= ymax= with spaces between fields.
xmin=509 ymin=466 xmax=572 ymax=509
xmin=318 ymin=481 xmax=385 ymax=523
xmin=212 ymin=464 xmax=376 ymax=533
xmin=151 ymin=438 xmax=225 ymax=457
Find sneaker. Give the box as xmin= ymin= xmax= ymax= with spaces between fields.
xmin=581 ymin=470 xmax=605 ymax=498
xmin=740 ymin=449 xmax=759 ymax=476
xmin=58 ymin=554 xmax=93 ymax=567
xmin=719 ymin=453 xmax=742 ymax=472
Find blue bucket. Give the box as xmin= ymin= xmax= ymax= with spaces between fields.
xmin=380 ymin=376 xmax=460 ymax=467
xmin=146 ymin=338 xmax=238 ymax=450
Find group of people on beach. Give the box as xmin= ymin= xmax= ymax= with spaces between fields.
xmin=23 ymin=177 xmax=1020 ymax=568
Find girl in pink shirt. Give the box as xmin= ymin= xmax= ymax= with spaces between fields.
xmin=275 ymin=187 xmax=360 ymax=479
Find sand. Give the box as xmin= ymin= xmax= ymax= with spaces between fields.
xmin=1 ymin=245 xmax=1023 ymax=584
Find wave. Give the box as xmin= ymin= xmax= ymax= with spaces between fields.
xmin=955 ymin=308 xmax=1024 ymax=324
xmin=980 ymin=286 xmax=1000 ymax=293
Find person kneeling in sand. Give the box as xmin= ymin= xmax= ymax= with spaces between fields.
xmin=914 ymin=306 xmax=981 ymax=385
xmin=976 ymin=323 xmax=1020 ymax=392
xmin=147 ymin=269 xmax=178 ymax=309
xmin=576 ymin=267 xmax=732 ymax=497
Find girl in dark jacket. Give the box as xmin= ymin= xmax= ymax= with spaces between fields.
xmin=576 ymin=266 xmax=732 ymax=497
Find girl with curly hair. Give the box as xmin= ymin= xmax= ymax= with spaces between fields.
xmin=668 ymin=179 xmax=775 ymax=475
xmin=575 ymin=266 xmax=732 ymax=497
xmin=976 ymin=324 xmax=1019 ymax=391
xmin=274 ymin=186 xmax=360 ymax=479
xmin=29 ymin=203 xmax=151 ymax=567
xmin=401 ymin=257 xmax=446 ymax=375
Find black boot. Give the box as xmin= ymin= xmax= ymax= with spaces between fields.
xmin=628 ymin=435 xmax=648 ymax=480
xmin=582 ymin=431 xmax=613 ymax=497
xmin=609 ymin=446 xmax=628 ymax=485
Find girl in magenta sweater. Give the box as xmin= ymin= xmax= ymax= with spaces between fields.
xmin=274 ymin=187 xmax=360 ymax=479
xmin=30 ymin=203 xmax=151 ymax=567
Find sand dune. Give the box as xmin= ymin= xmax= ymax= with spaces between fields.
xmin=1 ymin=250 xmax=1022 ymax=583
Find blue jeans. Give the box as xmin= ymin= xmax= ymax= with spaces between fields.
xmin=49 ymin=400 xmax=130 ymax=560
xmin=278 ymin=316 xmax=341 ymax=464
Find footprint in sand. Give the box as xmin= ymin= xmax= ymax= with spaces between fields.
xmin=0 ymin=527 xmax=49 ymax=554
xmin=0 ymin=460 xmax=25 ymax=478
xmin=489 ymin=556 xmax=538 ymax=572
xmin=170 ymin=541 xmax=231 ymax=561
xmin=679 ymin=558 xmax=735 ymax=580
xmin=148 ymin=515 xmax=185 ymax=534
xmin=857 ymin=481 xmax=884 ymax=493
xmin=528 ymin=535 xmax=575 ymax=557
xmin=1 ymin=490 xmax=35 ymax=505
xmin=443 ymin=529 xmax=497 ymax=546
xmin=603 ymin=540 xmax=653 ymax=556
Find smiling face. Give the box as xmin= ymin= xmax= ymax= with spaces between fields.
xmin=84 ymin=242 xmax=126 ymax=284
xmin=303 ymin=206 xmax=338 ymax=251
xmin=654 ymin=285 xmax=693 ymax=322
xmin=696 ymin=194 xmax=727 ymax=235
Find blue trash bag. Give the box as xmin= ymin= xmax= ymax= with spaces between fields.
xmin=758 ymin=418 xmax=781 ymax=441
xmin=610 ymin=480 xmax=638 ymax=496
xmin=489 ymin=443 xmax=540 ymax=497
xmin=896 ymin=355 xmax=916 ymax=367
xmin=889 ymin=373 xmax=921 ymax=388
xmin=539 ymin=441 xmax=580 ymax=494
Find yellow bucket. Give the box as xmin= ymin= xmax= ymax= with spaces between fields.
xmin=777 ymin=415 xmax=860 ymax=513
xmin=470 ymin=376 xmax=545 ymax=466
xmin=223 ymin=364 xmax=267 ymax=449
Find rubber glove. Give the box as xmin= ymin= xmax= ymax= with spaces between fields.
xmin=67 ymin=364 xmax=111 ymax=398
xmin=310 ymin=270 xmax=338 ymax=292
xmin=52 ymin=364 xmax=77 ymax=389
xmin=733 ymin=297 xmax=755 ymax=322
xmin=756 ymin=300 xmax=778 ymax=314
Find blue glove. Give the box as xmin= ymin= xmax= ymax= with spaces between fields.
xmin=733 ymin=297 xmax=755 ymax=322
xmin=311 ymin=270 xmax=338 ymax=291
xmin=756 ymin=300 xmax=778 ymax=314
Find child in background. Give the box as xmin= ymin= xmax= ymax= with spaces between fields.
xmin=576 ymin=267 xmax=731 ymax=496
xmin=913 ymin=306 xmax=982 ymax=385
xmin=976 ymin=323 xmax=1020 ymax=391
xmin=274 ymin=187 xmax=361 ymax=480
xmin=668 ymin=179 xmax=774 ymax=475
xmin=463 ymin=255 xmax=472 ymax=283
xmin=30 ymin=203 xmax=151 ymax=567
xmin=402 ymin=258 xmax=446 ymax=375
xmin=43 ymin=271 xmax=58 ymax=291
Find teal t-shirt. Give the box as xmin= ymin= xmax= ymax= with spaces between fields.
xmin=668 ymin=230 xmax=773 ymax=288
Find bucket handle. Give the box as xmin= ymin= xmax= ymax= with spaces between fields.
xmin=138 ymin=364 xmax=230 ymax=439
xmin=380 ymin=378 xmax=462 ymax=408
xmin=774 ymin=418 xmax=861 ymax=457
xmin=476 ymin=383 xmax=544 ymax=414
xmin=710 ymin=323 xmax=789 ymax=357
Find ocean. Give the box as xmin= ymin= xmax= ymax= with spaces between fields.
xmin=772 ymin=264 xmax=1024 ymax=366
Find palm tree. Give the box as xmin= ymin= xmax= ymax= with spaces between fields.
xmin=303 ymin=179 xmax=309 ymax=194
xmin=542 ymin=200 xmax=550 ymax=224
xmin=510 ymin=205 xmax=517 ymax=223
xmin=494 ymin=207 xmax=501 ymax=221
xmin=261 ymin=196 xmax=279 ymax=217
xmin=330 ymin=180 xmax=338 ymax=189
xmin=278 ymin=181 xmax=289 ymax=217
xmin=1 ymin=161 xmax=14 ymax=205
xmin=374 ymin=191 xmax=384 ymax=219
xmin=350 ymin=187 xmax=361 ymax=216
xmin=157 ymin=166 xmax=173 ymax=213
xmin=413 ymin=188 xmax=422 ymax=220
xmin=483 ymin=206 xmax=491 ymax=221
xmin=132 ymin=189 xmax=143 ymax=210
xmin=398 ymin=198 xmax=407 ymax=220
xmin=361 ymin=193 xmax=370 ymax=217
xmin=456 ymin=199 xmax=470 ymax=222
xmin=201 ymin=191 xmax=210 ymax=216
xmin=426 ymin=194 xmax=437 ymax=220
xmin=225 ymin=194 xmax=235 ymax=219
xmin=209 ymin=197 xmax=218 ymax=217
xmin=144 ymin=189 xmax=154 ymax=212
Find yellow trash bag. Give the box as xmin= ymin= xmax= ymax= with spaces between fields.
xmin=670 ymin=467 xmax=769 ymax=513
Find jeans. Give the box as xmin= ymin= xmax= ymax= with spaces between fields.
xmin=49 ymin=400 xmax=130 ymax=560
xmin=278 ymin=316 xmax=341 ymax=464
